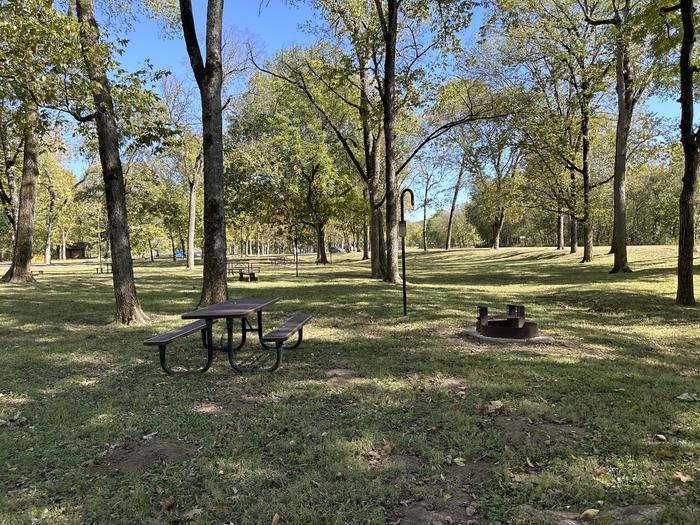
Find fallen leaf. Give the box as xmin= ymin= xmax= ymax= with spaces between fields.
xmin=579 ymin=508 xmax=600 ymax=520
xmin=676 ymin=393 xmax=700 ymax=402
xmin=271 ymin=512 xmax=281 ymax=525
xmin=183 ymin=506 xmax=203 ymax=519
xmin=453 ymin=457 xmax=466 ymax=466
xmin=442 ymin=492 xmax=452 ymax=501
xmin=378 ymin=444 xmax=393 ymax=456
xmin=674 ymin=471 xmax=694 ymax=483
xmin=594 ymin=467 xmax=606 ymax=476
xmin=142 ymin=432 xmax=158 ymax=440
xmin=212 ymin=503 xmax=227 ymax=512
xmin=656 ymin=449 xmax=673 ymax=458
xmin=160 ymin=496 xmax=175 ymax=512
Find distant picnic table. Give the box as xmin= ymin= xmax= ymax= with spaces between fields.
xmin=144 ymin=297 xmax=311 ymax=374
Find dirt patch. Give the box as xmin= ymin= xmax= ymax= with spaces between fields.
xmin=392 ymin=459 xmax=495 ymax=524
xmin=323 ymin=369 xmax=357 ymax=385
xmin=489 ymin=416 xmax=585 ymax=448
xmin=89 ymin=438 xmax=197 ymax=474
xmin=517 ymin=504 xmax=665 ymax=524
xmin=442 ymin=460 xmax=496 ymax=488
xmin=383 ymin=454 xmax=422 ymax=471
xmin=193 ymin=395 xmax=259 ymax=415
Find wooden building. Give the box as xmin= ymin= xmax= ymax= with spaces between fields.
xmin=64 ymin=242 xmax=91 ymax=259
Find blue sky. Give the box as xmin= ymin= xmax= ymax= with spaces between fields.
xmin=120 ymin=1 xmax=317 ymax=82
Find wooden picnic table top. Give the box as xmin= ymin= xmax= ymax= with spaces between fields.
xmin=181 ymin=297 xmax=278 ymax=320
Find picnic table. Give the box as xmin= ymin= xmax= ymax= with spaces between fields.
xmin=144 ymin=297 xmax=311 ymax=375
xmin=226 ymin=260 xmax=259 ymax=281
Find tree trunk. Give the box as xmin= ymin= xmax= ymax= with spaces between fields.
xmin=2 ymin=106 xmax=39 ymax=284
xmin=316 ymin=223 xmax=329 ymax=264
xmin=380 ymin=0 xmax=400 ymax=283
xmin=186 ymin=164 xmax=200 ymax=270
xmin=368 ymin=174 xmax=385 ymax=278
xmin=148 ymin=239 xmax=155 ymax=262
xmin=610 ymin=25 xmax=634 ymax=273
xmin=180 ymin=0 xmax=228 ymax=305
xmin=44 ymin=191 xmax=55 ymax=265
xmin=362 ymin=191 xmax=369 ymax=260
xmin=580 ymin=88 xmax=593 ymax=263
xmin=676 ymin=0 xmax=699 ymax=305
xmin=491 ymin=210 xmax=505 ymax=249
xmin=422 ymin=193 xmax=428 ymax=252
xmin=169 ymin=230 xmax=177 ymax=261
xmin=445 ymin=162 xmax=465 ymax=250
xmin=76 ymin=0 xmax=145 ymax=323
xmin=556 ymin=209 xmax=564 ymax=250
xmin=60 ymin=227 xmax=66 ymax=260
xmin=569 ymin=215 xmax=578 ymax=253
xmin=179 ymin=232 xmax=186 ymax=258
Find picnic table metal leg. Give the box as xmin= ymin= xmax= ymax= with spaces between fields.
xmin=159 ymin=345 xmax=173 ymax=375
xmin=157 ymin=323 xmax=214 ymax=375
xmin=283 ymin=327 xmax=304 ymax=350
xmin=256 ymin=310 xmax=274 ymax=350
xmin=228 ymin=340 xmax=282 ymax=373
xmin=227 ymin=314 xmax=283 ymax=373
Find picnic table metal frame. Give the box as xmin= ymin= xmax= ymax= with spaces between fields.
xmin=180 ymin=298 xmax=290 ymax=373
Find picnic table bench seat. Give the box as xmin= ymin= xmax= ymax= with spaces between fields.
xmin=262 ymin=314 xmax=312 ymax=349
xmin=144 ymin=319 xmax=217 ymax=375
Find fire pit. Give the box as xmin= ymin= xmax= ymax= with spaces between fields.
xmin=476 ymin=304 xmax=538 ymax=340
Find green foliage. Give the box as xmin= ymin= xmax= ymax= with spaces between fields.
xmin=226 ymin=49 xmax=363 ymax=243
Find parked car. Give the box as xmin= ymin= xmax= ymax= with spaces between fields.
xmin=329 ymin=246 xmax=345 ymax=253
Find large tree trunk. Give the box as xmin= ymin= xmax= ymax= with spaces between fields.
xmin=2 ymin=107 xmax=39 ymax=284
xmin=676 ymin=0 xmax=699 ymax=305
xmin=380 ymin=0 xmax=401 ymax=283
xmin=445 ymin=162 xmax=465 ymax=250
xmin=180 ymin=0 xmax=228 ymax=305
xmin=580 ymin=91 xmax=593 ymax=263
xmin=316 ymin=223 xmax=329 ymax=264
xmin=556 ymin=209 xmax=565 ymax=250
xmin=76 ymin=0 xmax=146 ymax=324
xmin=610 ymin=24 xmax=634 ymax=273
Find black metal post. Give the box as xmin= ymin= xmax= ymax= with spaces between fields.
xmin=399 ymin=188 xmax=414 ymax=316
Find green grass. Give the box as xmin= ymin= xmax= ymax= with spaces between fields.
xmin=1 ymin=246 xmax=699 ymax=524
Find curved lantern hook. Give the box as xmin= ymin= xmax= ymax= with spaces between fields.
xmin=400 ymin=188 xmax=414 ymax=221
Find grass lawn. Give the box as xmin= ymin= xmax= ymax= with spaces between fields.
xmin=1 ymin=246 xmax=699 ymax=524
